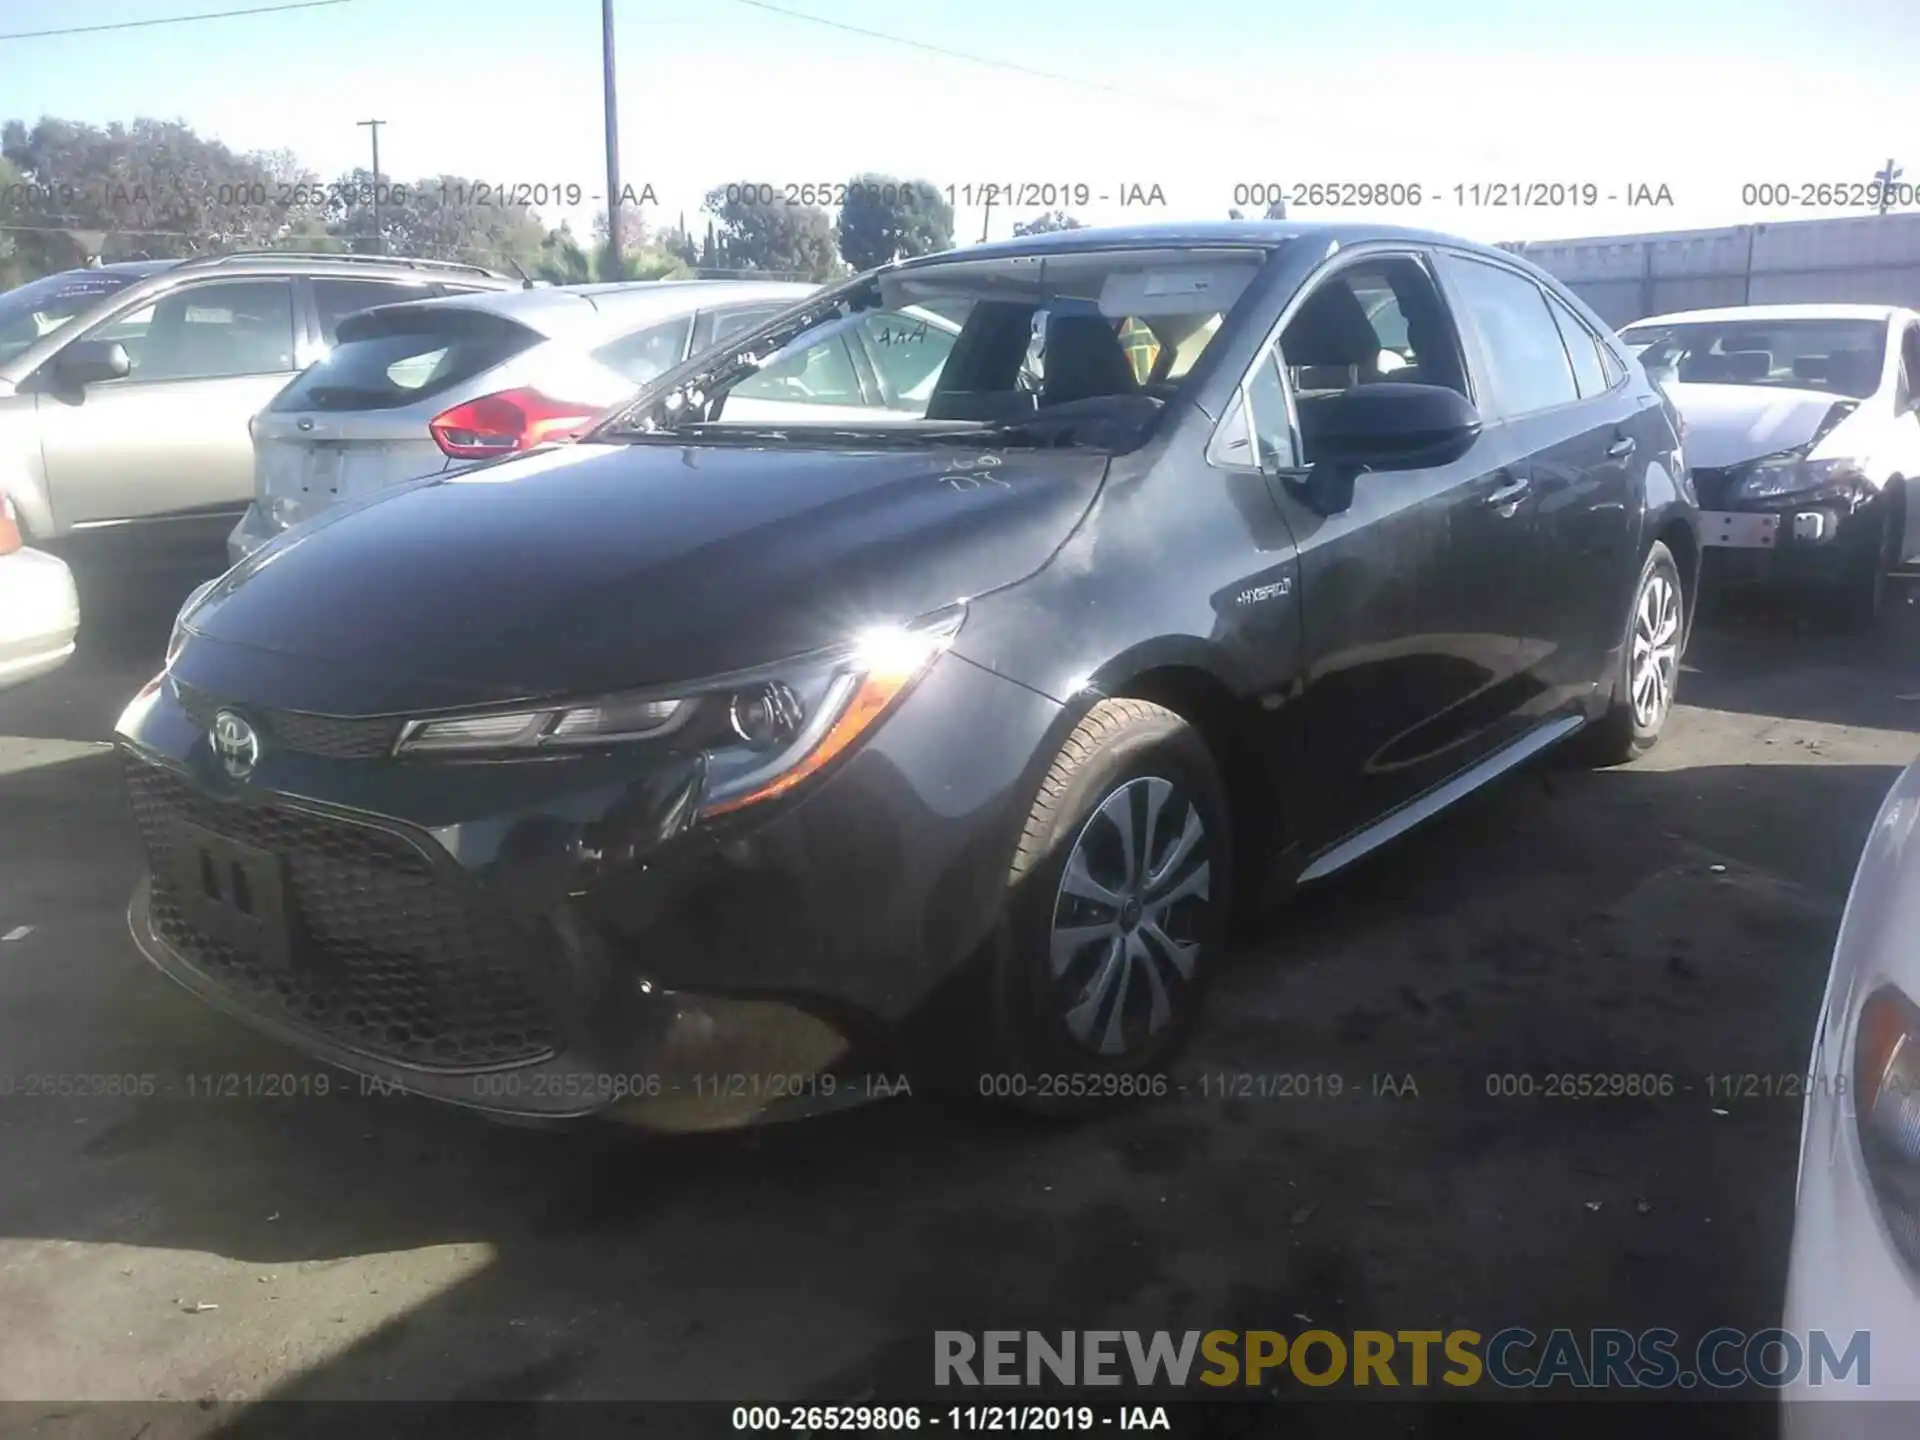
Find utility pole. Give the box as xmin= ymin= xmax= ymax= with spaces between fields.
xmin=601 ymin=0 xmax=623 ymax=279
xmin=357 ymin=119 xmax=385 ymax=253
xmin=1875 ymin=158 xmax=1904 ymax=216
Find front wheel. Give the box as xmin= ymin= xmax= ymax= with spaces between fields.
xmin=1835 ymin=491 xmax=1901 ymax=633
xmin=979 ymin=699 xmax=1232 ymax=1115
xmin=1579 ymin=540 xmax=1685 ymax=766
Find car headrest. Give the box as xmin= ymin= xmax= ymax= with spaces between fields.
xmin=1282 ymin=284 xmax=1381 ymax=367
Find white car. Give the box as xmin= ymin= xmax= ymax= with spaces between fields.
xmin=1783 ymin=751 xmax=1920 ymax=1431
xmin=0 ymin=490 xmax=79 ymax=689
xmin=229 ymin=281 xmax=965 ymax=566
xmin=1620 ymin=304 xmax=1920 ymax=629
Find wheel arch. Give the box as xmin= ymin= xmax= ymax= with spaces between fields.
xmin=1100 ymin=658 xmax=1286 ymax=923
xmin=1653 ymin=510 xmax=1701 ymax=642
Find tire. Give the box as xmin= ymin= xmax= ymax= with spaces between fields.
xmin=978 ymin=699 xmax=1232 ymax=1116
xmin=1836 ymin=491 xmax=1900 ymax=634
xmin=1579 ymin=541 xmax=1685 ymax=767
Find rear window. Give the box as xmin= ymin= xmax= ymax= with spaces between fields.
xmin=269 ymin=307 xmax=541 ymax=412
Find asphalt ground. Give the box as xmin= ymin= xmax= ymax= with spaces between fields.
xmin=1 ymin=562 xmax=1916 ymax=1436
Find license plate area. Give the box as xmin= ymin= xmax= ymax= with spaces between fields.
xmin=168 ymin=819 xmax=298 ymax=970
xmin=1701 ymin=511 xmax=1780 ymax=549
xmin=304 ymin=443 xmax=343 ymax=497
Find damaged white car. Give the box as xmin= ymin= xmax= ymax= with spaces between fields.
xmin=1622 ymin=304 xmax=1920 ymax=629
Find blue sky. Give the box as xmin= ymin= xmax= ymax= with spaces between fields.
xmin=2 ymin=0 xmax=1917 ymax=248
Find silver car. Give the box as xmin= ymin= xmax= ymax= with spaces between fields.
xmin=230 ymin=280 xmax=969 ymax=564
xmin=0 ymin=253 xmax=519 ymax=557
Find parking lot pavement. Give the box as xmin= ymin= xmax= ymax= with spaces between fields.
xmin=1 ymin=569 xmax=1916 ymax=1422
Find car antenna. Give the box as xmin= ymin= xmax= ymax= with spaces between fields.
xmin=504 ymin=257 xmax=535 ymax=289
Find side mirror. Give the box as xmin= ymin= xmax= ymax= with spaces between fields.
xmin=1299 ymin=383 xmax=1483 ymax=474
xmin=54 ymin=339 xmax=132 ymax=387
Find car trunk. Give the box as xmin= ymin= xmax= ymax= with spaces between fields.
xmin=252 ymin=304 xmax=547 ymax=532
xmin=252 ymin=411 xmax=452 ymax=531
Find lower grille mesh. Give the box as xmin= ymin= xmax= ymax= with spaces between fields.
xmin=124 ymin=756 xmax=558 ymax=1071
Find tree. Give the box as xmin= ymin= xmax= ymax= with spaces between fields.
xmin=535 ymin=229 xmax=606 ymax=285
xmin=1 ymin=116 xmax=327 ymax=275
xmin=835 ymin=173 xmax=953 ymax=271
xmin=702 ymin=184 xmax=841 ymax=280
xmin=658 ymin=217 xmax=700 ymax=268
xmin=0 ymin=155 xmax=23 ymax=288
xmin=322 ymin=168 xmax=552 ymax=273
xmin=1012 ymin=210 xmax=1085 ymax=237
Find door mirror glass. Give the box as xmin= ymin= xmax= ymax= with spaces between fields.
xmin=1298 ymin=381 xmax=1482 ymax=473
xmin=53 ymin=338 xmax=133 ymax=387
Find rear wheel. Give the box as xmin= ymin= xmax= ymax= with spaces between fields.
xmin=979 ymin=699 xmax=1231 ymax=1115
xmin=1579 ymin=541 xmax=1684 ymax=766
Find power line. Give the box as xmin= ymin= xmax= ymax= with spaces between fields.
xmin=0 ymin=0 xmax=358 ymax=43
xmin=728 ymin=0 xmax=1204 ymax=117
xmin=726 ymin=0 xmax=1536 ymax=171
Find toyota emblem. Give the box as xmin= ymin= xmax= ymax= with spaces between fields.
xmin=210 ymin=709 xmax=260 ymax=779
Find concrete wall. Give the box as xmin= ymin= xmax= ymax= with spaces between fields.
xmin=1502 ymin=213 xmax=1920 ymax=328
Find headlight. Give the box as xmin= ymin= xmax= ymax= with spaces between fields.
xmin=166 ymin=579 xmax=219 ymax=666
xmin=1733 ymin=453 xmax=1868 ymax=502
xmin=1854 ymin=984 xmax=1920 ymax=1269
xmin=393 ymin=604 xmax=967 ymax=816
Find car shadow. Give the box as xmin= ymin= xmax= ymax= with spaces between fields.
xmin=1679 ymin=577 xmax=1920 ymax=732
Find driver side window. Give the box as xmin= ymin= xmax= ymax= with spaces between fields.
xmin=88 ymin=279 xmax=297 ymax=382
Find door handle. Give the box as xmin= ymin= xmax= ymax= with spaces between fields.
xmin=1606 ymin=435 xmax=1637 ymax=458
xmin=1484 ymin=475 xmax=1531 ymax=509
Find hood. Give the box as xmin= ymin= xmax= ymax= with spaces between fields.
xmin=179 ymin=438 xmax=1106 ymax=713
xmin=1664 ymin=382 xmax=1859 ymax=469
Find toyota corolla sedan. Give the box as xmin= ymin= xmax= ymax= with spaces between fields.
xmin=117 ymin=222 xmax=1696 ymax=1130
xmin=1622 ymin=304 xmax=1920 ymax=629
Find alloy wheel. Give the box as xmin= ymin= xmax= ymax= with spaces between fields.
xmin=1630 ymin=570 xmax=1681 ymax=731
xmin=1049 ymin=775 xmax=1212 ymax=1056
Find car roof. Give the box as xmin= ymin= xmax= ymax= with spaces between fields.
xmin=1626 ymin=303 xmax=1914 ymax=328
xmin=891 ymin=219 xmax=1517 ymax=268
xmin=358 ymin=278 xmax=820 ymax=341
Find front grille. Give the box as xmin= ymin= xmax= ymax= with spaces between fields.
xmin=172 ymin=679 xmax=401 ymax=760
xmin=124 ymin=756 xmax=559 ymax=1071
xmin=1691 ymin=466 xmax=1738 ymax=509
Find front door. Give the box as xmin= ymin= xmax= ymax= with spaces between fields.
xmin=35 ymin=276 xmax=300 ymax=532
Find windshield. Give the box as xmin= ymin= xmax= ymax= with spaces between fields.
xmin=1620 ymin=318 xmax=1888 ymax=400
xmin=0 ymin=269 xmax=142 ymax=364
xmin=595 ymin=246 xmax=1270 ymax=452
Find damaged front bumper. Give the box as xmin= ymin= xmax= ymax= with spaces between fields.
xmin=115 ymin=646 xmax=1060 ymax=1130
xmin=1694 ymin=474 xmax=1883 ymax=588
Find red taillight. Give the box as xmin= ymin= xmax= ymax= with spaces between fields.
xmin=427 ymin=388 xmax=601 ymax=460
xmin=0 ymin=494 xmax=21 ymax=556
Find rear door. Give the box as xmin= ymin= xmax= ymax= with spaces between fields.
xmin=1434 ymin=252 xmax=1637 ymax=715
xmin=34 ymin=276 xmax=300 ymax=531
